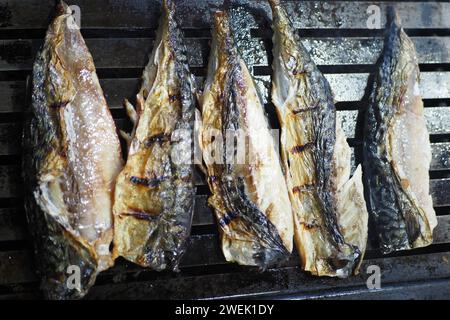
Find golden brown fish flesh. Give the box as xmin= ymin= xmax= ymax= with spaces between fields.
xmin=113 ymin=0 xmax=196 ymax=271
xmin=22 ymin=1 xmax=123 ymax=299
xmin=198 ymin=10 xmax=294 ymax=269
xmin=269 ymin=0 xmax=368 ymax=277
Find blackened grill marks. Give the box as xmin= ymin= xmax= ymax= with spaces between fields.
xmin=216 ymin=31 xmax=288 ymax=267
xmin=292 ymin=101 xmax=320 ymax=114
xmin=276 ymin=3 xmax=357 ymax=268
xmin=136 ymin=0 xmax=195 ymax=271
xmin=290 ymin=142 xmax=314 ymax=154
xmin=169 ymin=94 xmax=180 ymax=103
xmin=49 ymin=101 xmax=69 ymax=109
xmin=129 ymin=175 xmax=167 ymax=187
xmin=292 ymin=106 xmax=317 ymax=114
xmin=144 ymin=133 xmax=170 ymax=146
xmin=301 ymin=221 xmax=317 ymax=230
xmin=121 ymin=211 xmax=159 ymax=221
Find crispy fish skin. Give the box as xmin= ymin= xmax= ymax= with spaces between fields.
xmin=199 ymin=11 xmax=293 ymax=269
xmin=113 ymin=0 xmax=196 ymax=271
xmin=269 ymin=0 xmax=368 ymax=277
xmin=22 ymin=1 xmax=123 ymax=299
xmin=363 ymin=9 xmax=437 ymax=254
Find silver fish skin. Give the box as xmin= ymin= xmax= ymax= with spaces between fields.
xmin=199 ymin=10 xmax=294 ymax=269
xmin=269 ymin=0 xmax=368 ymax=277
xmin=113 ymin=0 xmax=196 ymax=271
xmin=22 ymin=1 xmax=123 ymax=299
xmin=363 ymin=8 xmax=437 ymax=254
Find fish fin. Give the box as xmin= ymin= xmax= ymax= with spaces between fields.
xmin=195 ymin=91 xmax=203 ymax=111
xmin=123 ymin=99 xmax=138 ymax=125
xmin=119 ymin=130 xmax=132 ymax=145
xmin=194 ymin=108 xmax=208 ymax=175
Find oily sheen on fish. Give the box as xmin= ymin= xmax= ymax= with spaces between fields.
xmin=113 ymin=0 xmax=196 ymax=271
xmin=269 ymin=0 xmax=368 ymax=277
xmin=363 ymin=8 xmax=437 ymax=254
xmin=22 ymin=1 xmax=123 ymax=299
xmin=199 ymin=10 xmax=294 ymax=269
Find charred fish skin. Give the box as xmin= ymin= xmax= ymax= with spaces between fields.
xmin=113 ymin=0 xmax=196 ymax=271
xmin=22 ymin=1 xmax=123 ymax=299
xmin=269 ymin=0 xmax=368 ymax=277
xmin=363 ymin=8 xmax=437 ymax=254
xmin=199 ymin=11 xmax=294 ymax=269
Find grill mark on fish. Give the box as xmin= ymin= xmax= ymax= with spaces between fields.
xmin=22 ymin=1 xmax=122 ymax=299
xmin=292 ymin=106 xmax=317 ymax=114
xmin=120 ymin=211 xmax=160 ymax=221
xmin=144 ymin=133 xmax=171 ymax=146
xmin=169 ymin=94 xmax=180 ymax=103
xmin=301 ymin=221 xmax=317 ymax=230
xmin=113 ymin=0 xmax=195 ymax=272
xmin=129 ymin=175 xmax=168 ymax=187
xmin=49 ymin=101 xmax=69 ymax=109
xmin=270 ymin=0 xmax=365 ymax=277
xmin=199 ymin=11 xmax=292 ymax=269
xmin=290 ymin=142 xmax=314 ymax=154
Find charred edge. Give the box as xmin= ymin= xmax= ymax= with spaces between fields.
xmin=49 ymin=101 xmax=69 ymax=109
xmin=290 ymin=142 xmax=314 ymax=154
xmin=120 ymin=211 xmax=160 ymax=221
xmin=301 ymin=221 xmax=317 ymax=230
xmin=218 ymin=211 xmax=239 ymax=227
xmin=129 ymin=176 xmax=167 ymax=187
xmin=144 ymin=133 xmax=171 ymax=147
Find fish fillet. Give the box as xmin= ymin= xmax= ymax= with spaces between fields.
xmin=269 ymin=0 xmax=368 ymax=277
xmin=113 ymin=0 xmax=196 ymax=271
xmin=198 ymin=10 xmax=294 ymax=269
xmin=363 ymin=8 xmax=437 ymax=254
xmin=22 ymin=1 xmax=123 ymax=299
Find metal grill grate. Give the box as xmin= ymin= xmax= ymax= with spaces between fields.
xmin=0 ymin=0 xmax=449 ymax=300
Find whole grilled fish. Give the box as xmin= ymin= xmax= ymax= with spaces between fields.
xmin=113 ymin=0 xmax=196 ymax=271
xmin=363 ymin=9 xmax=437 ymax=254
xmin=269 ymin=0 xmax=368 ymax=277
xmin=22 ymin=1 xmax=123 ymax=299
xmin=199 ymin=11 xmax=294 ymax=269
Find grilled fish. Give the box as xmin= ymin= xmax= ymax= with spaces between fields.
xmin=113 ymin=0 xmax=196 ymax=271
xmin=199 ymin=11 xmax=294 ymax=269
xmin=269 ymin=0 xmax=368 ymax=277
xmin=363 ymin=8 xmax=437 ymax=254
xmin=22 ymin=1 xmax=123 ymax=299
